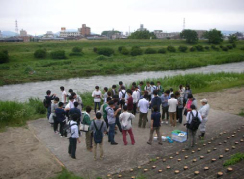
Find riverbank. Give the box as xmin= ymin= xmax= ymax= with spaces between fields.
xmin=0 ymin=40 xmax=244 ymax=86
xmin=1 ymin=87 xmax=243 ymax=179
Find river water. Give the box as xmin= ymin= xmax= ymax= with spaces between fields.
xmin=1 ymin=62 xmax=244 ymax=102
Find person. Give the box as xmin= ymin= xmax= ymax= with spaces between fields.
xmin=168 ymin=94 xmax=178 ymax=127
xmin=49 ymin=97 xmax=59 ymax=125
xmin=156 ymin=81 xmax=163 ymax=97
xmin=185 ymin=105 xmax=202 ymax=150
xmin=126 ymin=90 xmax=133 ymax=113
xmin=102 ymin=97 xmax=112 ymax=128
xmin=184 ymin=94 xmax=197 ymax=115
xmin=138 ymin=81 xmax=144 ymax=96
xmin=68 ymin=113 xmax=81 ymax=159
xmin=147 ymin=106 xmax=163 ymax=145
xmin=169 ymin=88 xmax=174 ymax=98
xmin=132 ymin=86 xmax=139 ymax=115
xmin=150 ymin=90 xmax=162 ymax=112
xmin=184 ymin=85 xmax=192 ymax=105
xmin=106 ymin=100 xmax=121 ymax=145
xmin=71 ymin=92 xmax=83 ymax=111
xmin=67 ymin=89 xmax=73 ymax=98
xmin=144 ymin=82 xmax=152 ymax=101
xmin=92 ymin=86 xmax=102 ymax=113
xmin=175 ymin=91 xmax=184 ymax=124
xmin=179 ymin=85 xmax=185 ymax=98
xmin=119 ymin=106 xmax=135 ymax=145
xmin=198 ymin=99 xmax=210 ymax=140
xmin=137 ymin=94 xmax=149 ymax=128
xmin=161 ymin=90 xmax=170 ymax=124
xmin=150 ymin=82 xmax=157 ymax=100
xmin=103 ymin=87 xmax=108 ymax=104
xmin=118 ymin=81 xmax=125 ymax=92
xmin=65 ymin=96 xmax=75 ymax=120
xmin=113 ymin=98 xmax=122 ymax=133
xmin=90 ymin=112 xmax=107 ymax=160
xmin=45 ymin=90 xmax=56 ymax=120
xmin=82 ymin=106 xmax=93 ymax=151
xmin=55 ymin=102 xmax=66 ymax=137
xmin=111 ymin=85 xmax=117 ymax=96
xmin=60 ymin=86 xmax=67 ymax=105
xmin=119 ymin=86 xmax=126 ymax=109
xmin=69 ymin=102 xmax=82 ymax=131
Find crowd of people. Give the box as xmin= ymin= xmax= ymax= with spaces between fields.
xmin=44 ymin=81 xmax=210 ymax=160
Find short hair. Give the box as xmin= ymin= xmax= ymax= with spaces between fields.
xmin=165 ymin=90 xmax=170 ymax=94
xmin=71 ymin=113 xmax=79 ymax=121
xmin=188 ymin=94 xmax=193 ymax=98
xmin=153 ymin=106 xmax=158 ymax=112
xmin=60 ymin=86 xmax=64 ymax=91
xmin=153 ymin=90 xmax=158 ymax=95
xmin=86 ymin=106 xmax=92 ymax=113
xmin=190 ymin=104 xmax=196 ymax=110
xmin=58 ymin=102 xmax=63 ymax=107
xmin=74 ymin=102 xmax=79 ymax=107
xmin=143 ymin=94 xmax=148 ymax=99
xmin=121 ymin=86 xmax=125 ymax=90
xmin=71 ymin=92 xmax=76 ymax=97
xmin=179 ymin=84 xmax=183 ymax=89
xmin=69 ymin=96 xmax=74 ymax=100
xmin=139 ymin=81 xmax=144 ymax=85
xmin=46 ymin=90 xmax=51 ymax=95
xmin=107 ymin=97 xmax=112 ymax=102
xmin=54 ymin=97 xmax=59 ymax=102
xmin=68 ymin=89 xmax=73 ymax=93
xmin=157 ymin=81 xmax=160 ymax=84
xmin=186 ymin=84 xmax=190 ymax=89
xmin=146 ymin=81 xmax=150 ymax=84
xmin=150 ymin=81 xmax=154 ymax=85
xmin=95 ymin=86 xmax=99 ymax=89
xmin=175 ymin=91 xmax=180 ymax=96
xmin=108 ymin=100 xmax=115 ymax=105
xmin=112 ymin=85 xmax=116 ymax=89
xmin=127 ymin=89 xmax=132 ymax=95
xmin=107 ymin=91 xmax=112 ymax=96
xmin=123 ymin=105 xmax=127 ymax=111
xmin=132 ymin=82 xmax=136 ymax=86
xmin=96 ymin=112 xmax=102 ymax=119
xmin=135 ymin=86 xmax=138 ymax=89
xmin=170 ymin=88 xmax=173 ymax=92
xmin=104 ymin=87 xmax=108 ymax=92
xmin=170 ymin=94 xmax=175 ymax=98
xmin=119 ymin=81 xmax=123 ymax=85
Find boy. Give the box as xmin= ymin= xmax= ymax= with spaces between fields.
xmin=60 ymin=86 xmax=67 ymax=105
xmin=68 ymin=113 xmax=81 ymax=159
xmin=90 ymin=112 xmax=107 ymax=160
xmin=103 ymin=87 xmax=108 ymax=104
xmin=126 ymin=90 xmax=133 ymax=113
xmin=45 ymin=90 xmax=56 ymax=119
xmin=55 ymin=102 xmax=66 ymax=136
xmin=156 ymin=81 xmax=163 ymax=97
xmin=92 ymin=86 xmax=102 ymax=113
xmin=82 ymin=106 xmax=93 ymax=151
xmin=161 ymin=90 xmax=170 ymax=124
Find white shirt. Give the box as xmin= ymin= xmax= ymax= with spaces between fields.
xmin=61 ymin=91 xmax=67 ymax=103
xmin=92 ymin=90 xmax=102 ymax=102
xmin=65 ymin=100 xmax=74 ymax=109
xmin=119 ymin=90 xmax=126 ymax=100
xmin=144 ymin=85 xmax=151 ymax=95
xmin=70 ymin=120 xmax=79 ymax=138
xmin=151 ymin=85 xmax=157 ymax=99
xmin=137 ymin=98 xmax=149 ymax=113
xmin=136 ymin=89 xmax=141 ymax=100
xmin=186 ymin=110 xmax=203 ymax=124
xmin=168 ymin=98 xmax=178 ymax=112
xmin=132 ymin=91 xmax=138 ymax=103
xmin=119 ymin=112 xmax=135 ymax=130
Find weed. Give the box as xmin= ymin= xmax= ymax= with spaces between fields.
xmin=223 ymin=153 xmax=244 ymax=166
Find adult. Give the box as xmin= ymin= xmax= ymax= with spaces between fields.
xmin=150 ymin=90 xmax=161 ymax=112
xmin=147 ymin=106 xmax=163 ymax=145
xmin=161 ymin=90 xmax=170 ymax=124
xmin=102 ymin=97 xmax=112 ymax=128
xmin=144 ymin=82 xmax=152 ymax=101
xmin=49 ymin=97 xmax=59 ymax=125
xmin=119 ymin=106 xmax=135 ymax=145
xmin=168 ymin=94 xmax=178 ymax=127
xmin=69 ymin=102 xmax=82 ymax=130
xmin=138 ymin=81 xmax=144 ymax=96
xmin=156 ymin=81 xmax=163 ymax=97
xmin=65 ymin=96 xmax=75 ymax=120
xmin=126 ymin=90 xmax=133 ymax=113
xmin=132 ymin=87 xmax=139 ymax=115
xmin=137 ymin=94 xmax=149 ymax=128
xmin=178 ymin=84 xmax=185 ymax=98
xmin=55 ymin=102 xmax=66 ymax=137
xmin=103 ymin=87 xmax=108 ymax=104
xmin=150 ymin=82 xmax=157 ymax=100
xmin=184 ymin=94 xmax=197 ymax=115
xmin=119 ymin=86 xmax=126 ymax=109
xmin=60 ymin=86 xmax=67 ymax=105
xmin=111 ymin=85 xmax=117 ymax=96
xmin=184 ymin=85 xmax=192 ymax=105
xmin=198 ymin=99 xmax=210 ymax=140
xmin=175 ymin=91 xmax=184 ymax=124
xmin=71 ymin=92 xmax=83 ymax=111
xmin=92 ymin=86 xmax=102 ymax=113
xmin=118 ymin=81 xmax=125 ymax=92
xmin=185 ymin=105 xmax=202 ymax=150
xmin=82 ymin=106 xmax=93 ymax=151
xmin=45 ymin=90 xmax=56 ymax=120
xmin=106 ymin=100 xmax=121 ymax=145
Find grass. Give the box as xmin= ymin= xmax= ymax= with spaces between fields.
xmin=239 ymin=109 xmax=244 ymax=116
xmin=0 ymin=40 xmax=244 ymax=86
xmin=52 ymin=168 xmax=83 ymax=179
xmin=223 ymin=153 xmax=244 ymax=166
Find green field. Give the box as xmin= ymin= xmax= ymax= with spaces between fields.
xmin=0 ymin=39 xmax=244 ymax=86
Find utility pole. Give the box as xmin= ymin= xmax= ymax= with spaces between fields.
xmin=15 ymin=20 xmax=19 ymax=36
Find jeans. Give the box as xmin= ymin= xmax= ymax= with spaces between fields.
xmin=108 ymin=123 xmax=116 ymax=143
xmin=116 ymin=117 xmax=122 ymax=132
xmin=122 ymin=128 xmax=135 ymax=145
xmin=47 ymin=106 xmax=51 ymax=119
xmin=69 ymin=137 xmax=77 ymax=158
xmin=162 ymin=106 xmax=169 ymax=121
xmin=177 ymin=107 xmax=183 ymax=123
xmin=94 ymin=102 xmax=100 ymax=113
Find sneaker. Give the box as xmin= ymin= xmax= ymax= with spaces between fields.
xmin=161 ymin=121 xmax=164 ymax=124
xmin=166 ymin=121 xmax=169 ymax=124
xmin=147 ymin=141 xmax=152 ymax=145
xmin=111 ymin=142 xmax=118 ymax=145
xmin=158 ymin=142 xmax=163 ymax=145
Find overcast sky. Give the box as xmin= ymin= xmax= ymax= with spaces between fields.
xmin=0 ymin=0 xmax=244 ymax=35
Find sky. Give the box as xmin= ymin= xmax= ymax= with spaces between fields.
xmin=0 ymin=0 xmax=244 ymax=35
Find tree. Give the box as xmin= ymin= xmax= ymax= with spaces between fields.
xmin=128 ymin=30 xmax=157 ymax=39
xmin=228 ymin=34 xmax=238 ymax=43
xmin=203 ymin=29 xmax=223 ymax=44
xmin=180 ymin=29 xmax=198 ymax=44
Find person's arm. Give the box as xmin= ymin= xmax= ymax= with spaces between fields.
xmin=114 ymin=108 xmax=121 ymax=117
xmin=64 ymin=93 xmax=66 ymax=103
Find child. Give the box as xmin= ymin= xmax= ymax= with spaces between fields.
xmin=90 ymin=112 xmax=107 ymax=160
xmin=156 ymin=81 xmax=163 ymax=97
xmin=68 ymin=113 xmax=81 ymax=159
xmin=83 ymin=106 xmax=93 ymax=151
xmin=55 ymin=102 xmax=66 ymax=136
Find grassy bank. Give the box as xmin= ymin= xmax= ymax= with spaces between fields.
xmin=0 ymin=40 xmax=244 ymax=86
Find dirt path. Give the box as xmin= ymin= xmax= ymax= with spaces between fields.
xmin=0 ymin=87 xmax=244 ymax=179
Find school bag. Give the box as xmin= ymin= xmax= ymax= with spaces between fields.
xmin=63 ymin=122 xmax=77 ymax=137
xmin=43 ymin=98 xmax=48 ymax=108
xmin=93 ymin=121 xmax=104 ymax=143
xmin=187 ymin=111 xmax=201 ymax=131
xmin=80 ymin=112 xmax=89 ymax=132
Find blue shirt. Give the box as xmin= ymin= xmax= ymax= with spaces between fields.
xmin=151 ymin=96 xmax=161 ymax=110
xmin=106 ymin=106 xmax=116 ymax=124
xmin=55 ymin=108 xmax=66 ymax=122
xmin=151 ymin=112 xmax=161 ymax=127
xmin=161 ymin=94 xmax=169 ymax=107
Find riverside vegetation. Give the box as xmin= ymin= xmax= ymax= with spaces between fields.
xmin=0 ymin=40 xmax=244 ymax=85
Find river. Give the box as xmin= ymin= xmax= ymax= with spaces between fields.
xmin=1 ymin=62 xmax=244 ymax=102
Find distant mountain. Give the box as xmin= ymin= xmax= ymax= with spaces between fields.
xmin=1 ymin=31 xmax=18 ymax=37
xmin=221 ymin=30 xmax=239 ymax=36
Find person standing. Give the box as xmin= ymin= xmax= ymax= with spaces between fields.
xmin=92 ymin=86 xmax=102 ymax=114
xmin=111 ymin=85 xmax=117 ymax=96
xmin=150 ymin=90 xmax=162 ymax=112
xmin=103 ymin=87 xmax=108 ymax=104
xmin=45 ymin=90 xmax=56 ymax=120
xmin=144 ymin=82 xmax=152 ymax=102
xmin=106 ymin=100 xmax=121 ymax=145
xmin=119 ymin=86 xmax=126 ymax=109
xmin=82 ymin=106 xmax=93 ymax=152
xmin=90 ymin=112 xmax=107 ymax=160
xmin=71 ymin=92 xmax=83 ymax=111
xmin=119 ymin=106 xmax=135 ymax=145
xmin=150 ymin=82 xmax=157 ymax=100
xmin=184 ymin=85 xmax=192 ymax=105
xmin=49 ymin=97 xmax=59 ymax=125
xmin=55 ymin=102 xmax=66 ymax=137
xmin=137 ymin=94 xmax=149 ymax=128
xmin=185 ymin=105 xmax=202 ymax=150
xmin=132 ymin=86 xmax=139 ymax=115
xmin=198 ymin=99 xmax=210 ymax=140
xmin=147 ymin=106 xmax=163 ymax=145
xmin=161 ymin=90 xmax=170 ymax=124
xmin=156 ymin=81 xmax=163 ymax=97
xmin=184 ymin=94 xmax=198 ymax=115
xmin=69 ymin=102 xmax=82 ymax=131
xmin=168 ymin=94 xmax=178 ymax=127
xmin=60 ymin=86 xmax=67 ymax=105
xmin=126 ymin=90 xmax=133 ymax=113
xmin=175 ymin=91 xmax=184 ymax=124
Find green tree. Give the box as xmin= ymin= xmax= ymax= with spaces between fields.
xmin=203 ymin=29 xmax=224 ymax=44
xmin=228 ymin=34 xmax=238 ymax=43
xmin=180 ymin=29 xmax=198 ymax=44
xmin=128 ymin=30 xmax=157 ymax=39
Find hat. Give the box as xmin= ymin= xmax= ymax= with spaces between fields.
xmin=200 ymin=98 xmax=208 ymax=103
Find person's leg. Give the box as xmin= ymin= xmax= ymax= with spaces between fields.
xmin=138 ymin=112 xmax=143 ymax=127
xmin=99 ymin=140 xmax=103 ymax=159
xmin=98 ymin=102 xmax=101 ymax=112
xmin=178 ymin=108 xmax=183 ymax=124
xmin=60 ymin=121 xmax=65 ymax=136
xmin=93 ymin=139 xmax=97 ymax=160
xmin=90 ymin=132 xmax=93 ymax=149
xmin=116 ymin=117 xmax=122 ymax=133
xmin=147 ymin=128 xmax=155 ymax=144
xmin=68 ymin=137 xmax=72 ymax=155
xmin=142 ymin=113 xmax=147 ymax=128
xmin=162 ymin=107 xmax=165 ymax=121
xmin=186 ymin=130 xmax=192 ymax=149
xmin=94 ymin=102 xmax=97 ymax=113
xmin=86 ymin=131 xmax=92 ymax=150
xmin=166 ymin=106 xmax=169 ymax=123
xmin=156 ymin=127 xmax=162 ymax=144
xmin=47 ymin=106 xmax=51 ymax=119
xmin=104 ymin=117 xmax=109 ymax=129
xmin=109 ymin=123 xmax=116 ymax=143
xmin=122 ymin=130 xmax=127 ymax=145
xmin=53 ymin=118 xmax=58 ymax=132
xmin=71 ymin=138 xmax=77 ymax=158
xmin=199 ymin=118 xmax=207 ymax=139
xmin=128 ymin=128 xmax=135 ymax=144
xmin=173 ymin=112 xmax=176 ymax=127
xmin=169 ymin=112 xmax=173 ymax=126
xmin=133 ymin=103 xmax=137 ymax=115
xmin=192 ymin=130 xmax=197 ymax=147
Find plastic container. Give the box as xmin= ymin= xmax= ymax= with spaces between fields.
xmin=171 ymin=130 xmax=187 ymax=143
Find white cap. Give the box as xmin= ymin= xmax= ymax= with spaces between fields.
xmin=200 ymin=98 xmax=208 ymax=103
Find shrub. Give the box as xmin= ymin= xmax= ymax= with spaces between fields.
xmin=50 ymin=50 xmax=66 ymax=59
xmin=178 ymin=45 xmax=188 ymax=52
xmin=227 ymin=45 xmax=233 ymax=49
xmin=34 ymin=49 xmax=47 ymax=59
xmin=97 ymin=47 xmax=114 ymax=56
xmin=145 ymin=48 xmax=157 ymax=54
xmin=95 ymin=55 xmax=108 ymax=60
xmin=121 ymin=48 xmax=130 ymax=55
xmin=211 ymin=45 xmax=216 ymax=49
xmin=195 ymin=45 xmax=204 ymax=51
xmin=232 ymin=43 xmax=236 ymax=48
xmin=93 ymin=47 xmax=98 ymax=53
xmin=219 ymin=45 xmax=223 ymax=49
xmin=2 ymin=50 xmax=8 ymax=55
xmin=222 ymin=47 xmax=228 ymax=51
xmin=190 ymin=47 xmax=196 ymax=52
xmin=72 ymin=47 xmax=82 ymax=53
xmin=240 ymin=47 xmax=244 ymax=51
xmin=0 ymin=51 xmax=9 ymax=64
xmin=158 ymin=48 xmax=167 ymax=54
xmin=204 ymin=46 xmax=210 ymax=50
xmin=167 ymin=45 xmax=176 ymax=52
xmin=69 ymin=52 xmax=83 ymax=56
xmin=131 ymin=46 xmax=143 ymax=56
xmin=118 ymin=46 xmax=125 ymax=52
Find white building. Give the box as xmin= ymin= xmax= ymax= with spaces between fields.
xmin=137 ymin=24 xmax=147 ymax=31
xmin=20 ymin=29 xmax=27 ymax=36
xmin=154 ymin=30 xmax=180 ymax=39
xmin=43 ymin=31 xmax=55 ymax=38
xmin=59 ymin=27 xmax=80 ymax=38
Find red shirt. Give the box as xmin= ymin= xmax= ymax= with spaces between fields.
xmin=127 ymin=96 xmax=133 ymax=110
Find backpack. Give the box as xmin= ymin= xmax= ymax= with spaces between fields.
xmin=121 ymin=91 xmax=125 ymax=99
xmin=93 ymin=121 xmax=104 ymax=143
xmin=43 ymin=98 xmax=48 ymax=108
xmin=63 ymin=122 xmax=77 ymax=137
xmin=187 ymin=111 xmax=201 ymax=131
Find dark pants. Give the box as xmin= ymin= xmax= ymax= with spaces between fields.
xmin=104 ymin=117 xmax=108 ymax=129
xmin=177 ymin=107 xmax=183 ymax=124
xmin=47 ymin=106 xmax=51 ymax=119
xmin=108 ymin=123 xmax=115 ymax=143
xmin=69 ymin=137 xmax=77 ymax=158
xmin=94 ymin=102 xmax=100 ymax=113
xmin=120 ymin=100 xmax=125 ymax=109
xmin=133 ymin=103 xmax=137 ymax=115
xmin=54 ymin=120 xmax=65 ymax=136
xmin=162 ymin=106 xmax=169 ymax=120
xmin=116 ymin=117 xmax=122 ymax=132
